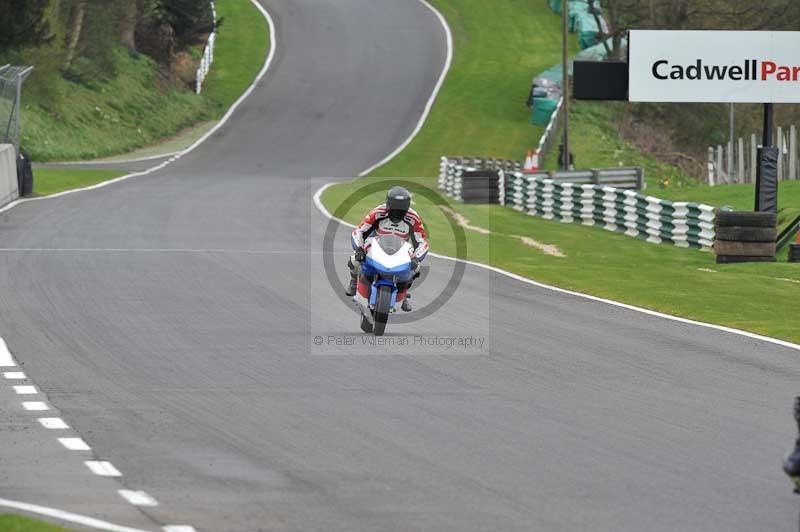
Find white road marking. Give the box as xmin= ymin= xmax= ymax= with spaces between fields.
xmin=38 ymin=417 xmax=69 ymax=429
xmin=118 ymin=490 xmax=158 ymax=507
xmin=0 ymin=337 xmax=15 ymax=367
xmin=313 ymin=183 xmax=800 ymax=352
xmin=358 ymin=0 xmax=453 ymax=177
xmin=0 ymin=0 xmax=276 ymax=215
xmin=58 ymin=437 xmax=91 ymax=451
xmin=0 ymin=248 xmax=310 ymax=254
xmin=0 ymin=497 xmax=152 ymax=532
xmin=3 ymin=371 xmax=25 ymax=379
xmin=85 ymin=461 xmax=122 ymax=477
xmin=13 ymin=384 xmax=37 ymax=394
xmin=163 ymin=527 xmax=197 ymax=532
xmin=22 ymin=401 xmax=49 ymax=411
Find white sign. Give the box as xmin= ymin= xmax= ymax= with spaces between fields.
xmin=629 ymin=30 xmax=800 ymax=103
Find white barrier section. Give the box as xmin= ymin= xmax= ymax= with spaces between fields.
xmin=0 ymin=144 xmax=18 ymax=208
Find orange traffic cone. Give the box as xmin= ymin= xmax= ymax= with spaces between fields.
xmin=523 ymin=150 xmax=535 ymax=173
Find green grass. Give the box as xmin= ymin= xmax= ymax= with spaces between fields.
xmin=542 ymin=101 xmax=698 ymax=190
xmin=367 ymin=0 xmax=579 ymax=178
xmin=203 ymin=0 xmax=270 ymax=110
xmin=0 ymin=514 xmax=75 ymax=531
xmin=323 ymin=176 xmax=800 ymax=343
xmin=33 ymin=168 xmax=125 ymax=196
xmin=321 ymin=0 xmax=800 ymax=343
xmin=20 ymin=0 xmax=269 ymax=162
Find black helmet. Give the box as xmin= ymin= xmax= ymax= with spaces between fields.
xmin=386 ymin=186 xmax=411 ymax=223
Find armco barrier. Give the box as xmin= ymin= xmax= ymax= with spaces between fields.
xmin=439 ymin=156 xmax=715 ymax=249
xmin=0 ymin=144 xmax=19 ymax=208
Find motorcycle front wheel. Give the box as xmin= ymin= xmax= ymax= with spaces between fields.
xmin=372 ymin=285 xmax=392 ymax=336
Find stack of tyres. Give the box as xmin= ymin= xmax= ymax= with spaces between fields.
xmin=459 ymin=170 xmax=499 ymax=204
xmin=714 ymin=211 xmax=777 ymax=263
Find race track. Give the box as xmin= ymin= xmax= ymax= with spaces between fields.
xmin=1 ymin=1 xmax=799 ymax=531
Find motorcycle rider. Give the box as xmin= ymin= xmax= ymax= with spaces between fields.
xmin=344 ymin=186 xmax=428 ymax=312
xmin=784 ymin=396 xmax=800 ymax=492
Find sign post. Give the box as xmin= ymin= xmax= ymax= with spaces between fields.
xmin=561 ymin=0 xmax=570 ymax=170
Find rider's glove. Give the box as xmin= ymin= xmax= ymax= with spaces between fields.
xmin=354 ymin=247 xmax=366 ymax=263
xmin=411 ymin=257 xmax=421 ymax=273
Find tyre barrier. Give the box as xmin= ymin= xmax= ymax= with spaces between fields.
xmin=714 ymin=211 xmax=777 ymax=263
xmin=438 ymin=157 xmax=715 ymax=250
xmin=789 ymin=244 xmax=800 ymax=263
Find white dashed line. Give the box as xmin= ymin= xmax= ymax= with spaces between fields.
xmin=85 ymin=461 xmax=122 ymax=477
xmin=0 ymin=337 xmax=15 ymax=367
xmin=163 ymin=526 xmax=198 ymax=532
xmin=3 ymin=371 xmax=25 ymax=379
xmin=13 ymin=385 xmax=37 ymax=394
xmin=58 ymin=437 xmax=91 ymax=451
xmin=118 ymin=490 xmax=158 ymax=507
xmin=22 ymin=401 xmax=49 ymax=411
xmin=38 ymin=417 xmax=69 ymax=429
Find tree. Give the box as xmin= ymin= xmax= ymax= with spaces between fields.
xmin=0 ymin=0 xmax=53 ymax=52
xmin=62 ymin=0 xmax=86 ymax=70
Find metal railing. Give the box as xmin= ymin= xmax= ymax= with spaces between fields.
xmin=0 ymin=65 xmax=33 ymax=153
xmin=195 ymin=2 xmax=218 ymax=94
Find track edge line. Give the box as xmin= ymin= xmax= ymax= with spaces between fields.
xmin=312 ymin=181 xmax=800 ymax=352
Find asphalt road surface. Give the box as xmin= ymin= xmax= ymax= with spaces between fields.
xmin=1 ymin=1 xmax=800 ymax=531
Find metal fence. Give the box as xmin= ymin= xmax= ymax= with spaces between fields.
xmin=535 ymin=96 xmax=564 ymax=168
xmin=0 ymin=65 xmax=33 ymax=153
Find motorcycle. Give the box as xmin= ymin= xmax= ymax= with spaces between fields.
xmin=355 ymin=234 xmax=414 ymax=336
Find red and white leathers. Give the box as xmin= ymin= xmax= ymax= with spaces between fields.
xmin=350 ymin=204 xmax=428 ymax=305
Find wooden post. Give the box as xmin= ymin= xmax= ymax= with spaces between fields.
xmin=737 ymin=137 xmax=744 ymax=183
xmin=708 ymin=146 xmax=715 ymax=186
xmin=716 ymin=145 xmax=725 ymax=183
xmin=791 ymin=125 xmax=797 ymax=180
xmin=750 ymin=134 xmax=758 ymax=183
xmin=777 ymin=126 xmax=784 ymax=181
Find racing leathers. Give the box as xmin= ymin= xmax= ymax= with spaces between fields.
xmin=784 ymin=396 xmax=800 ymax=492
xmin=347 ymin=204 xmax=428 ymax=309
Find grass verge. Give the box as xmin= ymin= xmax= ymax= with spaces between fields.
xmin=320 ymin=0 xmax=800 ymax=343
xmin=33 ymin=168 xmax=126 ymax=197
xmin=21 ymin=0 xmax=269 ymax=163
xmin=366 ymin=0 xmax=578 ymax=178
xmin=0 ymin=514 xmax=74 ymax=531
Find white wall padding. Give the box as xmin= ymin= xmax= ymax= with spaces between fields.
xmin=0 ymin=144 xmax=19 ymax=208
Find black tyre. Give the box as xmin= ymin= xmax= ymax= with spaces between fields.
xmin=715 ymin=211 xmax=777 ymax=228
xmin=713 ymin=240 xmax=775 ymax=257
xmin=460 ymin=176 xmax=499 ymax=187
xmin=789 ymin=244 xmax=800 ymax=263
xmin=716 ymin=255 xmax=777 ymax=264
xmin=360 ymin=313 xmax=373 ymax=333
xmin=372 ymin=285 xmax=392 ymax=336
xmin=714 ymin=226 xmax=777 ymax=242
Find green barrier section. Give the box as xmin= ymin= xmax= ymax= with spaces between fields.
xmin=531 ymin=98 xmax=559 ymax=126
xmin=576 ymin=12 xmax=600 ymax=49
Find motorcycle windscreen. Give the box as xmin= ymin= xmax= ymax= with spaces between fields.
xmin=374 ymin=235 xmax=406 ymax=255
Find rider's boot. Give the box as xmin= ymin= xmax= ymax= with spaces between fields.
xmin=401 ymin=293 xmax=412 ymax=312
xmin=783 ymin=397 xmax=800 ymax=492
xmin=344 ymin=258 xmax=358 ymax=297
xmin=345 ymin=273 xmax=357 ymax=297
